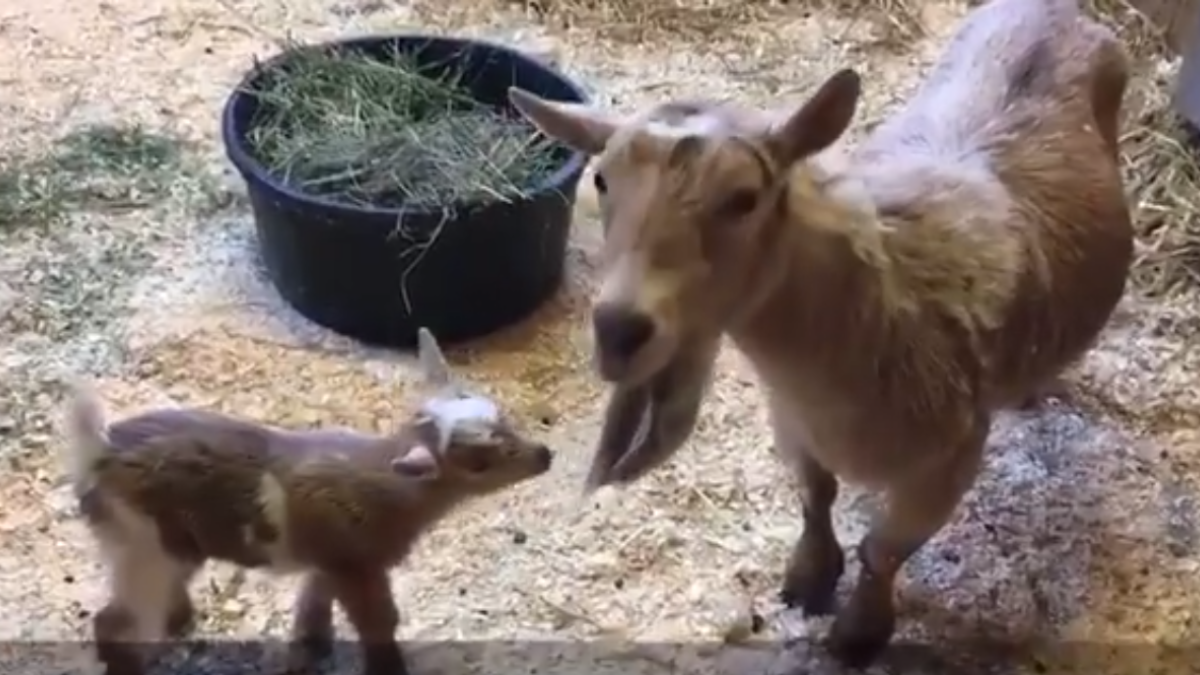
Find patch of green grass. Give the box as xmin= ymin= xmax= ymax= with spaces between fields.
xmin=242 ymin=40 xmax=563 ymax=210
xmin=0 ymin=123 xmax=220 ymax=232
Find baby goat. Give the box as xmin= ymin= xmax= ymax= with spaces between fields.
xmin=61 ymin=328 xmax=553 ymax=675
xmin=509 ymin=0 xmax=1132 ymax=666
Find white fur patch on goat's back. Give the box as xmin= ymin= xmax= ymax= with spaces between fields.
xmin=252 ymin=472 xmax=302 ymax=573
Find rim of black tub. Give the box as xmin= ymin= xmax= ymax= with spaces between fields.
xmin=221 ymin=34 xmax=591 ymax=349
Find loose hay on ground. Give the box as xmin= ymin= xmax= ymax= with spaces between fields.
xmin=1081 ymin=0 xmax=1200 ymax=301
xmin=0 ymin=124 xmax=201 ymax=232
xmin=478 ymin=0 xmax=923 ymax=49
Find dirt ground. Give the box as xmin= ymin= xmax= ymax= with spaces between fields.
xmin=2 ymin=0 xmax=1200 ymax=673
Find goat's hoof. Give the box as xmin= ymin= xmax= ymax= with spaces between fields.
xmin=284 ymin=635 xmax=334 ymax=674
xmin=167 ymin=604 xmax=197 ymax=638
xmin=363 ymin=659 xmax=410 ymax=675
xmin=779 ymin=542 xmax=845 ymax=615
xmin=825 ymin=605 xmax=895 ymax=669
xmin=96 ymin=645 xmax=146 ymax=675
xmin=362 ymin=644 xmax=409 ymax=675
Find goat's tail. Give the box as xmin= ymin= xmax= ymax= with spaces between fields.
xmin=61 ymin=378 xmax=110 ymax=489
xmin=1086 ymin=28 xmax=1130 ymax=162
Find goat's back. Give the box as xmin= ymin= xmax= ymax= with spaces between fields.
xmin=84 ymin=418 xmax=285 ymax=567
xmin=88 ymin=408 xmax=431 ymax=570
xmin=850 ymin=0 xmax=1133 ymax=405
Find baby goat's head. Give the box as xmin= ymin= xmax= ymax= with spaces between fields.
xmin=509 ymin=70 xmax=862 ymax=386
xmin=390 ymin=328 xmax=554 ymax=494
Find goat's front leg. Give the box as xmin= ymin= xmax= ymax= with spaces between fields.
xmin=779 ymin=452 xmax=843 ymax=614
xmin=774 ymin=425 xmax=844 ymax=615
xmin=285 ymin=572 xmax=337 ymax=673
xmin=827 ymin=422 xmax=987 ymax=668
xmin=328 ymin=569 xmax=407 ymax=675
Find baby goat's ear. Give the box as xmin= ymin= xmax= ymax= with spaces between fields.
xmin=417 ymin=327 xmax=453 ymax=389
xmin=508 ymin=87 xmax=618 ymax=155
xmin=391 ymin=444 xmax=440 ymax=480
xmin=767 ymin=68 xmax=861 ymax=166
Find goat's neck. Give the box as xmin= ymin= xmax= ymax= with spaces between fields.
xmin=729 ymin=157 xmax=906 ymax=386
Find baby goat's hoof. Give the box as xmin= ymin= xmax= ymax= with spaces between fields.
xmin=284 ymin=635 xmax=334 ymax=674
xmin=96 ymin=643 xmax=147 ymax=675
xmin=166 ymin=602 xmax=197 ymax=638
xmin=362 ymin=643 xmax=409 ymax=675
xmin=825 ymin=602 xmax=896 ymax=669
xmin=779 ymin=538 xmax=845 ymax=616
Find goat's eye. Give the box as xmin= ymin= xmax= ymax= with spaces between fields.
xmin=593 ymin=172 xmax=608 ymax=195
xmin=714 ymin=189 xmax=759 ymax=220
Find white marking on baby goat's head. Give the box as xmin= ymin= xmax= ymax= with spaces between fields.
xmin=509 ymin=70 xmax=863 ymax=386
xmin=414 ymin=326 xmax=504 ymax=451
xmin=397 ymin=328 xmax=554 ymax=489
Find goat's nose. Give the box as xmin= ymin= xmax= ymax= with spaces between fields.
xmin=592 ymin=305 xmax=656 ymax=365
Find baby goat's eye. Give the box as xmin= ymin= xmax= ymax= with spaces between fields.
xmin=461 ymin=453 xmax=491 ymax=473
xmin=714 ymin=188 xmax=759 ymax=221
xmin=593 ymin=172 xmax=608 ymax=195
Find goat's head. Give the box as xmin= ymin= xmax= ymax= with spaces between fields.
xmin=509 ymin=70 xmax=862 ymax=386
xmin=390 ymin=328 xmax=554 ymax=494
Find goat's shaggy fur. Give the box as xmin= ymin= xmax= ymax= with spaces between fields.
xmin=61 ymin=329 xmax=553 ymax=675
xmin=509 ymin=0 xmax=1132 ymax=666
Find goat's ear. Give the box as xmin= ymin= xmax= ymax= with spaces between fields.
xmin=417 ymin=327 xmax=452 ymax=389
xmin=508 ymin=87 xmax=617 ymax=155
xmin=767 ymin=69 xmax=861 ymax=165
xmin=391 ymin=444 xmax=440 ymax=480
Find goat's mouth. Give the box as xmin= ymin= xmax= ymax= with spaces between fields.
xmin=591 ymin=304 xmax=677 ymax=387
xmin=593 ymin=334 xmax=677 ymax=388
xmin=586 ymin=335 xmax=715 ymax=493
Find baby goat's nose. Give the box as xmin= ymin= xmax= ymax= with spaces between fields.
xmin=592 ymin=304 xmax=655 ymax=377
xmin=534 ymin=445 xmax=553 ymax=471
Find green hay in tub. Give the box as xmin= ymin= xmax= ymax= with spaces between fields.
xmin=242 ymin=41 xmax=564 ymax=210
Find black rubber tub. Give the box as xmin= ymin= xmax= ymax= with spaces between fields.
xmin=221 ymin=34 xmax=589 ymax=348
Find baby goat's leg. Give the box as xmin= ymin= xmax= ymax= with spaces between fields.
xmin=94 ymin=603 xmax=145 ymax=675
xmin=328 ymin=570 xmax=407 ymax=675
xmin=94 ymin=538 xmax=198 ymax=675
xmin=772 ymin=412 xmax=844 ymax=615
xmin=286 ymin=572 xmax=337 ymax=672
xmin=827 ymin=422 xmax=987 ymax=668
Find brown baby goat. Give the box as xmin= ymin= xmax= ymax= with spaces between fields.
xmin=61 ymin=328 xmax=553 ymax=675
xmin=509 ymin=0 xmax=1132 ymax=667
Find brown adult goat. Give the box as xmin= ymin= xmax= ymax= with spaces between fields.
xmin=61 ymin=328 xmax=553 ymax=675
xmin=508 ymin=0 xmax=1132 ymax=666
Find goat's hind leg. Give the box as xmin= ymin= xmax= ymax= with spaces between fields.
xmin=94 ymin=542 xmax=198 ymax=675
xmin=774 ymin=422 xmax=844 ymax=615
xmin=827 ymin=422 xmax=987 ymax=668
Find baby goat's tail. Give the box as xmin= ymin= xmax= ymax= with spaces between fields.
xmin=61 ymin=378 xmax=110 ymax=490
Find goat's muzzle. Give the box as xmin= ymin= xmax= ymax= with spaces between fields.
xmin=591 ymin=303 xmax=656 ymax=383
